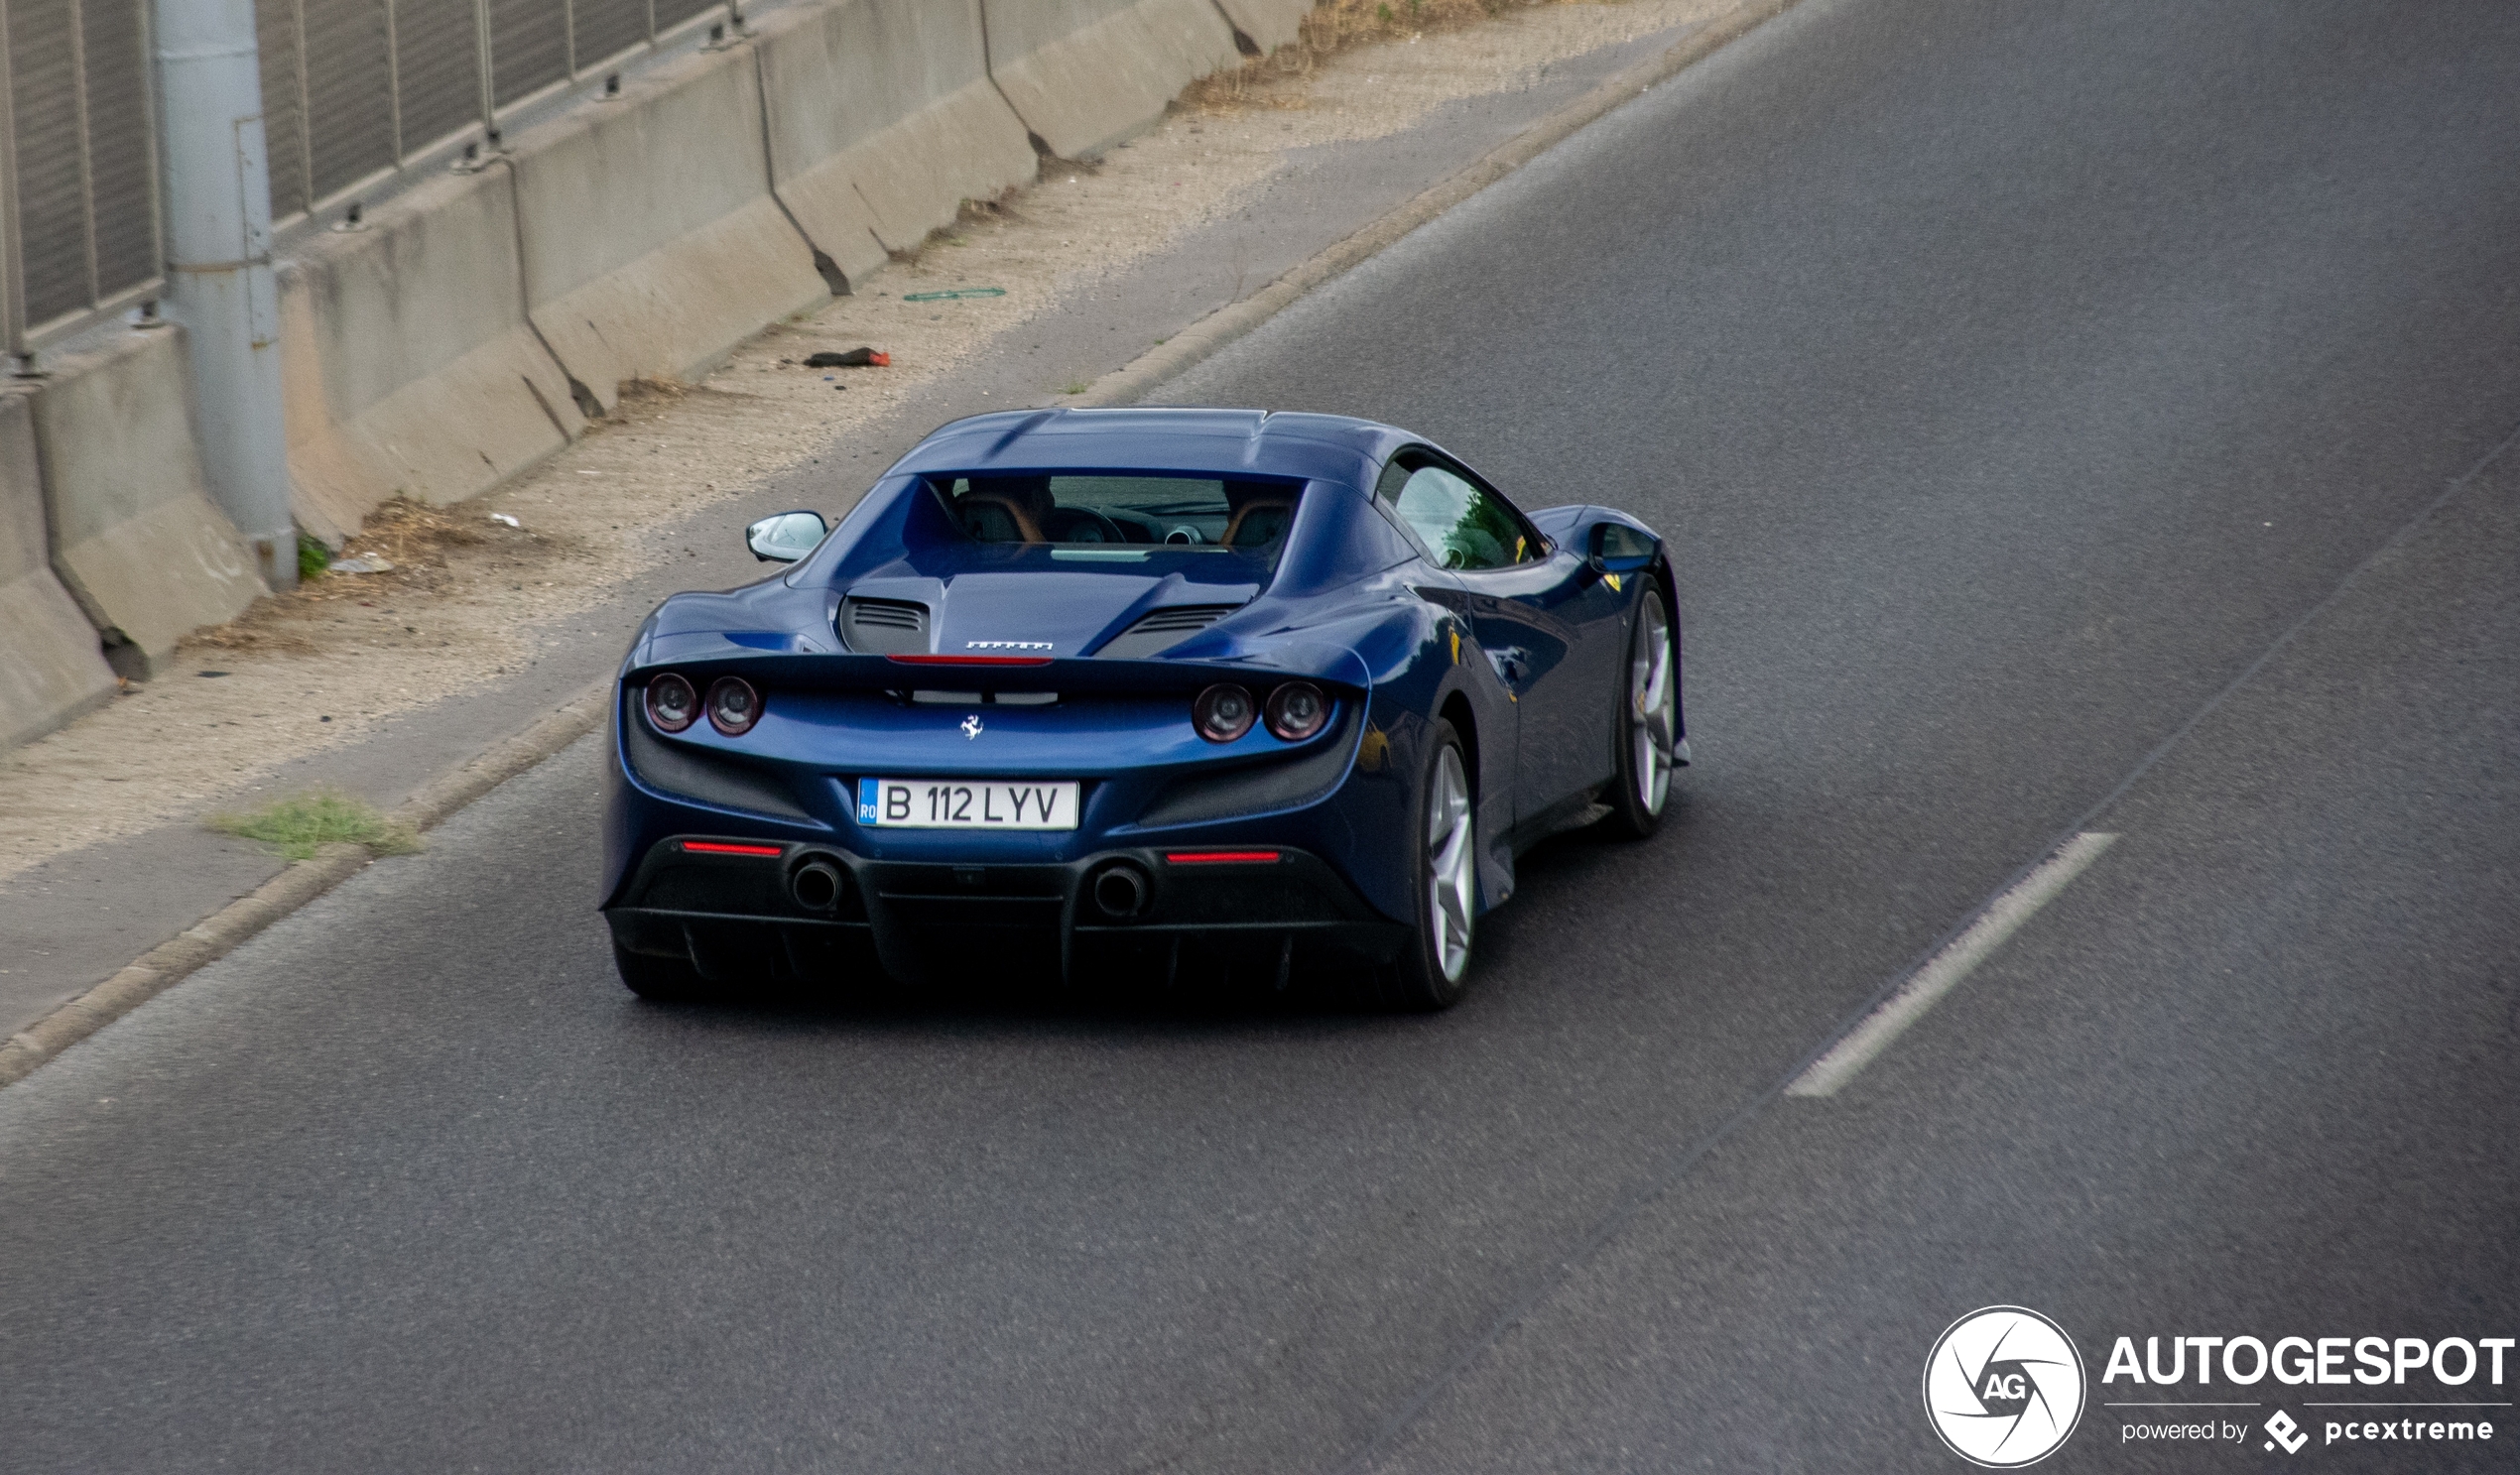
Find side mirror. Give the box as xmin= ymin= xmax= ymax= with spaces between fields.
xmin=746 ymin=509 xmax=828 ymax=562
xmin=1588 ymin=522 xmax=1657 ymax=574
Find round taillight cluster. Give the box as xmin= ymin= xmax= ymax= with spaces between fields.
xmin=706 ymin=676 xmax=761 ymax=735
xmin=644 ymin=674 xmax=762 ymax=736
xmin=1193 ymin=681 xmax=1329 ymax=743
xmin=1264 ymin=681 xmax=1327 ymax=742
xmin=1193 ymin=683 xmax=1255 ymax=743
xmin=646 ymin=674 xmax=698 ymax=732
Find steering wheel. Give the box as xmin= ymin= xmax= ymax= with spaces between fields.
xmin=1046 ymin=506 xmax=1129 ymax=544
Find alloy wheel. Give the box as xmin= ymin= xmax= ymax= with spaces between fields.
xmin=1631 ymin=596 xmax=1675 ymax=816
xmin=1426 ymin=744 xmax=1476 ymax=982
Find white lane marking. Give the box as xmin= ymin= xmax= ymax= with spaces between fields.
xmin=1787 ymin=832 xmax=2118 ymax=1098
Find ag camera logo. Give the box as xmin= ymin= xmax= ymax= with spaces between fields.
xmin=1925 ymin=1306 xmax=2087 ymax=1466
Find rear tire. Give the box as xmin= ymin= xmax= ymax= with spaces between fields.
xmin=1602 ymin=585 xmax=1677 ymax=840
xmin=1371 ymin=719 xmax=1478 ymax=1012
xmin=614 ymin=941 xmax=707 ymax=1003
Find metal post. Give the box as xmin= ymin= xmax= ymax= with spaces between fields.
xmin=0 ymin=0 xmax=26 ymax=364
xmin=474 ymin=0 xmax=499 ymax=149
xmin=151 ymin=0 xmax=295 ymax=589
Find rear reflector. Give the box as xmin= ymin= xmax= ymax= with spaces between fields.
xmin=682 ymin=841 xmax=786 ymax=857
xmin=1164 ymin=850 xmax=1282 ymax=865
xmin=886 ymin=654 xmax=1054 ymax=668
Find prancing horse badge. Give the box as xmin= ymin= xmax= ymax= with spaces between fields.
xmin=961 ymin=713 xmax=984 ymax=740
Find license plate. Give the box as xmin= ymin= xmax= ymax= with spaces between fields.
xmin=857 ymin=779 xmax=1079 ymax=830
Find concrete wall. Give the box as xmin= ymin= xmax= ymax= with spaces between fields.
xmin=35 ymin=328 xmax=266 ymax=679
xmin=279 ymin=167 xmax=589 ymax=544
xmin=277 ymin=0 xmax=1250 ymax=534
xmin=0 ymin=388 xmax=117 ymax=746
xmin=982 ymin=0 xmax=1246 ymax=160
xmin=510 ymin=40 xmax=834 ymax=417
xmin=755 ymin=0 xmax=1037 ymax=288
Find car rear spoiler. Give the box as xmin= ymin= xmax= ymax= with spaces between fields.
xmin=617 ymin=643 xmax=1375 ymax=697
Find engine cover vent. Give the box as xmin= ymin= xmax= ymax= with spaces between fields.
xmin=839 ymin=597 xmax=930 ymax=656
xmin=1095 ymin=604 xmax=1240 ymax=660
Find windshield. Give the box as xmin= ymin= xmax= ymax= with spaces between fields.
xmin=933 ymin=475 xmax=1301 ymax=560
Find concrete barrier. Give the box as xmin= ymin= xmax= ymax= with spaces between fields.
xmin=753 ymin=0 xmax=1038 ymax=285
xmin=508 ymin=39 xmax=832 ymax=415
xmin=982 ymin=0 xmax=1244 ymax=160
xmin=1213 ymin=0 xmax=1311 ymax=55
xmin=35 ymin=328 xmax=266 ymax=679
xmin=279 ymin=167 xmax=589 ymax=543
xmin=0 ymin=387 xmax=117 ymax=746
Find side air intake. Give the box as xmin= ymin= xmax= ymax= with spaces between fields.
xmin=839 ymin=597 xmax=930 ymax=656
xmin=1095 ymin=604 xmax=1240 ymax=660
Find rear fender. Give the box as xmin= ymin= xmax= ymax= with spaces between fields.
xmin=1342 ymin=593 xmax=1518 ymax=919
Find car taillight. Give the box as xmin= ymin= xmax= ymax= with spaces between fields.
xmin=1264 ymin=681 xmax=1327 ymax=742
xmin=646 ymin=673 xmax=697 ymax=732
xmin=706 ymin=676 xmax=762 ymax=736
xmin=1193 ymin=682 xmax=1255 ymax=743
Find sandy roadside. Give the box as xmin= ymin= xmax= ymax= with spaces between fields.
xmin=0 ymin=0 xmax=1728 ymax=884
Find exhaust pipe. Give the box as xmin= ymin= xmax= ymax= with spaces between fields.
xmin=1087 ymin=861 xmax=1151 ymax=921
xmin=789 ymin=855 xmax=845 ymax=912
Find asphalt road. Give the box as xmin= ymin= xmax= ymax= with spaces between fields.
xmin=4 ymin=0 xmax=2516 ymax=1469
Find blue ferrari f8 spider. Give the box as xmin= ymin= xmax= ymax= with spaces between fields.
xmin=602 ymin=408 xmax=1684 ymax=1009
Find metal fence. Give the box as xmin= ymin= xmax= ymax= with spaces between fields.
xmin=257 ymin=0 xmax=727 ymax=226
xmin=0 ymin=0 xmax=164 ymax=356
xmin=0 ymin=0 xmax=732 ymax=357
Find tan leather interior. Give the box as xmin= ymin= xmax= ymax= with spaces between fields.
xmin=956 ymin=492 xmax=1046 ymax=543
xmin=1221 ymin=498 xmax=1294 ymax=548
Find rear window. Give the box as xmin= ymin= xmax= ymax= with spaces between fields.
xmin=934 ymin=475 xmax=1300 ymax=558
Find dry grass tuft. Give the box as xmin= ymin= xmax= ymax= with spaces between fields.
xmin=351 ymin=495 xmax=495 ymax=566
xmin=617 ymin=376 xmax=690 ymax=405
xmin=1190 ymin=0 xmax=1578 ymax=106
xmin=887 ymin=187 xmax=1043 ymax=267
xmin=183 ymin=621 xmax=321 ymax=657
xmin=179 ymin=492 xmax=569 ymax=659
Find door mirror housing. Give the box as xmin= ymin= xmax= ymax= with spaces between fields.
xmin=1588 ymin=522 xmax=1657 ymax=574
xmin=746 ymin=510 xmax=828 ymax=562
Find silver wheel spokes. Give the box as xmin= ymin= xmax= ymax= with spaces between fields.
xmin=1427 ymin=746 xmax=1475 ymax=982
xmin=1632 ymin=599 xmax=1675 ymax=815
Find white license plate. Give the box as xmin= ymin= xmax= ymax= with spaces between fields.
xmin=857 ymin=778 xmax=1079 ymax=830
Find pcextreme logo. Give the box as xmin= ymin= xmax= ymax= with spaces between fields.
xmin=1924 ymin=1306 xmax=2087 ymax=1467
xmin=2264 ymin=1411 xmax=2309 ymax=1453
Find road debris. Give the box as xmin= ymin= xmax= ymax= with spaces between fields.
xmin=805 ymin=347 xmax=890 ymax=366
xmin=901 ymin=289 xmax=1006 ymax=302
